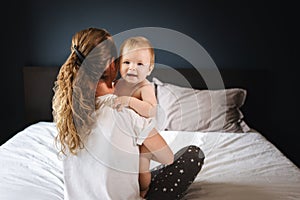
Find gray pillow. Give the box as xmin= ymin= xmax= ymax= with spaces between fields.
xmin=153 ymin=77 xmax=250 ymax=133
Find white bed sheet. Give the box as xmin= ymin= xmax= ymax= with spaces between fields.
xmin=1 ymin=122 xmax=299 ymax=200
xmin=0 ymin=122 xmax=64 ymax=200
xmin=158 ymin=131 xmax=300 ymax=200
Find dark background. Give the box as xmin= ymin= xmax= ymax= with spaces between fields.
xmin=1 ymin=0 xmax=298 ymax=167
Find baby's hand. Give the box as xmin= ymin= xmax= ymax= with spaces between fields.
xmin=113 ymin=96 xmax=131 ymax=111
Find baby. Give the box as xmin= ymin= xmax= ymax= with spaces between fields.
xmin=113 ymin=36 xmax=157 ymax=197
xmin=113 ymin=36 xmax=156 ymax=118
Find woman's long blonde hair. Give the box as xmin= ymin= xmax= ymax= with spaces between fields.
xmin=52 ymin=27 xmax=117 ymax=155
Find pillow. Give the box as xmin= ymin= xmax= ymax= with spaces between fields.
xmin=153 ymin=77 xmax=250 ymax=133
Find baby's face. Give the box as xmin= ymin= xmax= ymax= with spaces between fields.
xmin=120 ymin=48 xmax=152 ymax=84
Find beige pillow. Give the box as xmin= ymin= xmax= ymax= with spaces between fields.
xmin=153 ymin=77 xmax=250 ymax=133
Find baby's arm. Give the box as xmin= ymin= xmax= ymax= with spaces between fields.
xmin=129 ymin=84 xmax=157 ymax=117
xmin=114 ymin=84 xmax=157 ymax=118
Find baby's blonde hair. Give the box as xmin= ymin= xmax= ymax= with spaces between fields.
xmin=52 ymin=27 xmax=117 ymax=155
xmin=119 ymin=36 xmax=155 ymax=70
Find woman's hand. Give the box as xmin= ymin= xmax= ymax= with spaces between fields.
xmin=113 ymin=96 xmax=131 ymax=111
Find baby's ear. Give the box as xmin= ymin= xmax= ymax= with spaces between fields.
xmin=147 ymin=64 xmax=154 ymax=75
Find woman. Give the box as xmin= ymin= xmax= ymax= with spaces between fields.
xmin=52 ymin=27 xmax=204 ymax=200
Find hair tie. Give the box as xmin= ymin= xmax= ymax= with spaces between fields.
xmin=73 ymin=45 xmax=85 ymax=65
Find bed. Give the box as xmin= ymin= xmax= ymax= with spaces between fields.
xmin=0 ymin=66 xmax=299 ymax=200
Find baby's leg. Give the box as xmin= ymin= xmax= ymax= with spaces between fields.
xmin=139 ymin=145 xmax=152 ymax=197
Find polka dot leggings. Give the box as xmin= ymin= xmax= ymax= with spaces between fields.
xmin=145 ymin=145 xmax=205 ymax=200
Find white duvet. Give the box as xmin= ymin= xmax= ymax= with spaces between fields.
xmin=0 ymin=122 xmax=300 ymax=200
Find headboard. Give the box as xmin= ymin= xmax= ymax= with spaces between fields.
xmin=23 ymin=66 xmax=60 ymax=125
xmin=23 ymin=66 xmax=270 ymax=132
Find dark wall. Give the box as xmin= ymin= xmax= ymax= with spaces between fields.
xmin=1 ymin=0 xmax=298 ymax=166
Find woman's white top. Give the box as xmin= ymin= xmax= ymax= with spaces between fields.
xmin=63 ymin=94 xmax=155 ymax=200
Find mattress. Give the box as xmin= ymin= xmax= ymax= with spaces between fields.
xmin=0 ymin=121 xmax=299 ymax=200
